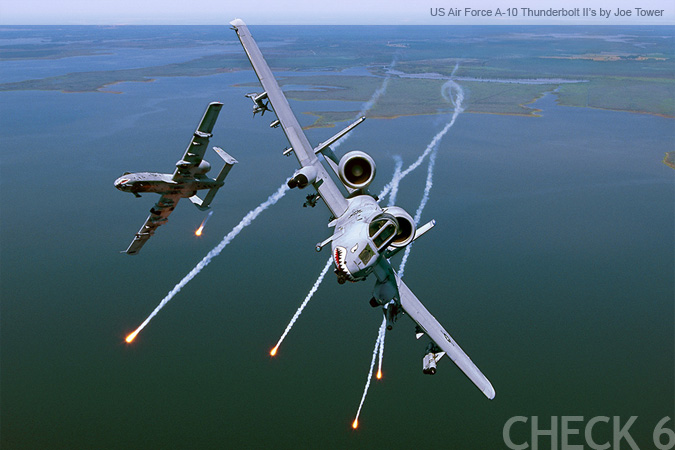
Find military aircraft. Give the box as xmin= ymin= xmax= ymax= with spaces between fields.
xmin=114 ymin=102 xmax=237 ymax=255
xmin=230 ymin=19 xmax=494 ymax=399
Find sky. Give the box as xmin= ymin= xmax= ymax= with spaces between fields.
xmin=2 ymin=0 xmax=674 ymax=25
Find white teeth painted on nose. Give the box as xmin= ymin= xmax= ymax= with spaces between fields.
xmin=334 ymin=246 xmax=353 ymax=280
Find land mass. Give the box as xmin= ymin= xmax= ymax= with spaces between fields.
xmin=1 ymin=26 xmax=673 ymax=123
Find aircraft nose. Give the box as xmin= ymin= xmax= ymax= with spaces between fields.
xmin=114 ymin=177 xmax=130 ymax=190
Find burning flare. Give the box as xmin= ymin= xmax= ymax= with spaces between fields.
xmin=352 ymin=319 xmax=386 ymax=428
xmin=124 ymin=182 xmax=289 ymax=343
xmin=349 ymin=75 xmax=465 ymax=424
xmin=195 ymin=211 xmax=213 ymax=236
xmin=125 ymin=329 xmax=139 ymax=343
xmin=269 ymin=257 xmax=333 ymax=355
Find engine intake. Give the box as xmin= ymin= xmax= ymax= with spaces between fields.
xmin=383 ymin=206 xmax=416 ymax=248
xmin=338 ymin=151 xmax=376 ymax=190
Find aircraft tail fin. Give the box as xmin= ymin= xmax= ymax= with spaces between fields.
xmin=197 ymin=147 xmax=238 ymax=210
xmin=189 ymin=194 xmax=208 ymax=210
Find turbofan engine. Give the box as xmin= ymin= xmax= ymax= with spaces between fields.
xmin=338 ymin=151 xmax=376 ymax=190
xmin=177 ymin=159 xmax=212 ymax=175
xmin=383 ymin=206 xmax=416 ymax=248
xmin=194 ymin=160 xmax=212 ymax=175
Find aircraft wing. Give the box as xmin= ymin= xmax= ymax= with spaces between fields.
xmin=124 ymin=193 xmax=182 ymax=255
xmin=230 ymin=19 xmax=348 ymax=218
xmin=396 ymin=273 xmax=496 ymax=399
xmin=172 ymin=102 xmax=223 ymax=181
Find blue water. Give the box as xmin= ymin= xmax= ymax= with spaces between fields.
xmin=1 ymin=26 xmax=673 ymax=450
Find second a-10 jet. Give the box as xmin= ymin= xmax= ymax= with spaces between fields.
xmin=114 ymin=102 xmax=237 ymax=255
xmin=231 ymin=19 xmax=495 ymax=399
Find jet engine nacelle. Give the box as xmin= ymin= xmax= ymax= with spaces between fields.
xmin=338 ymin=151 xmax=376 ymax=190
xmin=194 ymin=160 xmax=212 ymax=175
xmin=177 ymin=159 xmax=212 ymax=175
xmin=383 ymin=206 xmax=416 ymax=248
xmin=288 ymin=165 xmax=318 ymax=189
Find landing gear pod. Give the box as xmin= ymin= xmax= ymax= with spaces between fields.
xmin=338 ymin=151 xmax=376 ymax=190
xmin=383 ymin=206 xmax=416 ymax=248
xmin=288 ymin=165 xmax=318 ymax=189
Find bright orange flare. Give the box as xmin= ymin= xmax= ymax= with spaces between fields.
xmin=195 ymin=211 xmax=212 ymax=236
xmin=125 ymin=330 xmax=139 ymax=343
xmin=376 ymin=370 xmax=382 ymax=380
xmin=270 ymin=346 xmax=278 ymax=357
xmin=352 ymin=419 xmax=359 ymax=429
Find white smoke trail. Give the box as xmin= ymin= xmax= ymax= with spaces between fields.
xmin=195 ymin=210 xmax=214 ymax=236
xmin=268 ymin=60 xmax=400 ymax=352
xmin=332 ymin=57 xmax=398 ymax=151
xmin=450 ymin=62 xmax=460 ymax=78
xmin=351 ymin=71 xmax=466 ymax=425
xmin=125 ymin=181 xmax=290 ymax=343
xmin=398 ymin=147 xmax=438 ymax=277
xmin=352 ymin=317 xmax=387 ymax=429
xmin=412 ymin=148 xmax=438 ymax=225
xmin=269 ymin=155 xmax=401 ymax=353
xmin=270 ymin=256 xmax=333 ymax=355
xmin=378 ymin=143 xmax=432 ymax=200
xmin=376 ymin=316 xmax=387 ymax=379
xmin=398 ymin=77 xmax=464 ymax=278
xmin=378 ymin=73 xmax=465 ymax=201
xmin=386 ymin=155 xmax=403 ymax=206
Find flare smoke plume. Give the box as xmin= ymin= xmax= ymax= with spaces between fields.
xmin=332 ymin=56 xmax=398 ymax=151
xmin=270 ymin=257 xmax=333 ymax=356
xmin=125 ymin=182 xmax=289 ymax=343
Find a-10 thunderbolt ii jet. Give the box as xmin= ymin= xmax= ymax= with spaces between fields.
xmin=230 ymin=19 xmax=495 ymax=399
xmin=114 ymin=102 xmax=237 ymax=255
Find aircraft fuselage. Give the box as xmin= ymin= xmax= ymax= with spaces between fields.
xmin=114 ymin=172 xmax=223 ymax=197
xmin=331 ymin=195 xmax=398 ymax=284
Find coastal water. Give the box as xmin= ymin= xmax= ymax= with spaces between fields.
xmin=1 ymin=28 xmax=673 ymax=450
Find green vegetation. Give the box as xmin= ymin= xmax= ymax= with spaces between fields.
xmin=1 ymin=26 xmax=673 ymax=120
xmin=663 ymin=152 xmax=675 ymax=169
xmin=0 ymin=54 xmax=244 ymax=93
xmin=268 ymin=76 xmax=558 ymax=127
xmin=557 ymin=77 xmax=675 ymax=117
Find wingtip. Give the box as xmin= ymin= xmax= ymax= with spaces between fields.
xmin=230 ymin=18 xmax=245 ymax=27
xmin=485 ymin=384 xmax=496 ymax=400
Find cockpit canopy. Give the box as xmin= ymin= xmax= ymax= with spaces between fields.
xmin=368 ymin=213 xmax=399 ymax=251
